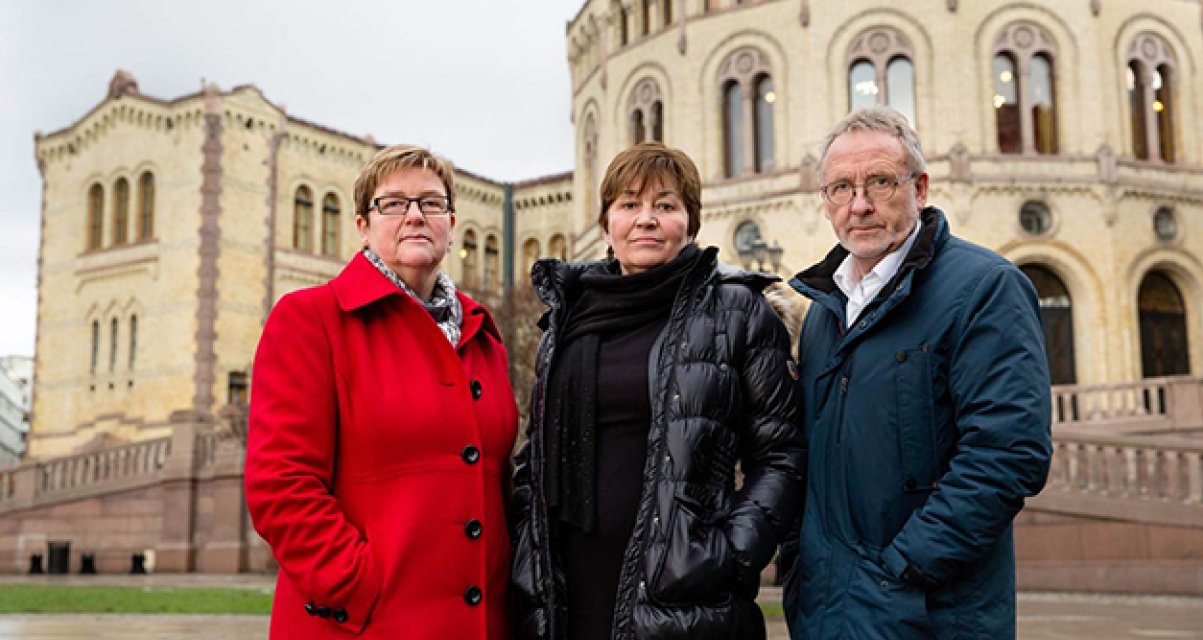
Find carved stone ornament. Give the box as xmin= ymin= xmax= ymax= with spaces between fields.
xmin=799 ymin=155 xmax=820 ymax=192
xmin=949 ymin=143 xmax=971 ymax=182
xmin=1096 ymin=144 xmax=1117 ymax=185
xmin=107 ymin=69 xmax=139 ymax=99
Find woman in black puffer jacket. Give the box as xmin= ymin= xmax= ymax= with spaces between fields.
xmin=509 ymin=142 xmax=805 ymax=640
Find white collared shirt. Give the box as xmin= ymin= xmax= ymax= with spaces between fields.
xmin=832 ymin=219 xmax=922 ymax=327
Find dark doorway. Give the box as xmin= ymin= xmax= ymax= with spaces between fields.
xmin=1139 ymin=271 xmax=1190 ymax=377
xmin=1021 ymin=265 xmax=1076 ymax=385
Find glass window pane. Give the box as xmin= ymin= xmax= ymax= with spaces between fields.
xmin=294 ymin=187 xmax=313 ymax=252
xmin=886 ymin=57 xmax=915 ymax=126
xmin=88 ymin=184 xmax=104 ymax=250
xmin=631 ymin=110 xmax=645 ymax=145
xmin=651 ymin=101 xmax=663 ymax=142
xmin=723 ymin=81 xmax=744 ymax=178
xmin=754 ymin=76 xmax=775 ymax=173
xmin=993 ymin=54 xmax=1021 ymax=153
xmin=138 ymin=172 xmax=154 ymax=240
xmin=1031 ymin=54 xmax=1058 ymax=154
xmin=848 ymin=60 xmax=877 ymax=111
xmin=113 ymin=178 xmax=129 ymax=245
xmin=1155 ymin=65 xmax=1175 ymax=163
xmin=1129 ymin=62 xmax=1149 ymax=160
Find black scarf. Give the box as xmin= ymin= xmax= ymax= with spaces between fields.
xmin=545 ymin=244 xmax=702 ymax=533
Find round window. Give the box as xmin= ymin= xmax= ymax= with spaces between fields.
xmin=1154 ymin=207 xmax=1178 ymax=242
xmin=1019 ymin=201 xmax=1052 ymax=235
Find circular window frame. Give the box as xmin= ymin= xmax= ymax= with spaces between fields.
xmin=1153 ymin=206 xmax=1179 ymax=243
xmin=1018 ymin=200 xmax=1055 ymax=237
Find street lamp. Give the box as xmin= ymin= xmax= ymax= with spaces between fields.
xmin=733 ymin=221 xmax=785 ymax=274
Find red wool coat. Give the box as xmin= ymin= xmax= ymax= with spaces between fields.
xmin=245 ymin=253 xmax=519 ymax=639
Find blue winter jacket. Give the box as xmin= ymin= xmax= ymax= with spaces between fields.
xmin=781 ymin=207 xmax=1052 ymax=640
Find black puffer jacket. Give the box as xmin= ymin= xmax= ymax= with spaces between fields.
xmin=509 ymin=247 xmax=806 ymax=640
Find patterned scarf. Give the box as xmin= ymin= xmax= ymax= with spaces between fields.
xmin=362 ymin=248 xmax=463 ymax=347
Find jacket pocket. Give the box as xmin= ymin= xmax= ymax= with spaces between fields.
xmin=649 ymin=490 xmax=734 ymax=604
xmin=843 ymin=553 xmax=932 ymax=639
xmin=894 ymin=347 xmax=938 ymax=495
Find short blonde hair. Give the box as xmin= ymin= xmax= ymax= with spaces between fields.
xmin=353 ymin=144 xmax=455 ymax=218
xmin=598 ymin=142 xmax=702 ymax=237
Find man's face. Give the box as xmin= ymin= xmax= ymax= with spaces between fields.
xmin=820 ymin=130 xmax=928 ymax=273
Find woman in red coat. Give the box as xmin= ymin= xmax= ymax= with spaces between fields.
xmin=245 ymin=144 xmax=519 ymax=639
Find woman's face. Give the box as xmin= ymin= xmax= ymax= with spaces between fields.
xmin=356 ymin=167 xmax=455 ymax=289
xmin=602 ymin=177 xmax=694 ymax=275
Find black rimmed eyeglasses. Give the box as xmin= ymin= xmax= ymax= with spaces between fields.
xmin=369 ymin=195 xmax=453 ymax=217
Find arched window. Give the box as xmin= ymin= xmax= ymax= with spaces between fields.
xmin=549 ymin=234 xmax=568 ymax=261
xmin=90 ymin=320 xmax=99 ymax=375
xmin=722 ymin=81 xmax=744 ymax=178
xmin=846 ymin=28 xmax=916 ymax=124
xmin=128 ymin=314 xmax=137 ymax=371
xmin=87 ymin=183 xmax=104 ymax=250
xmin=461 ymin=230 xmax=479 ymax=288
xmin=619 ymin=6 xmax=629 ymax=46
xmin=993 ymin=22 xmax=1059 ymax=155
xmin=484 ymin=234 xmax=500 ymax=292
xmin=293 ymin=186 xmax=313 ymax=252
xmin=641 ymin=0 xmax=653 ymax=36
xmin=321 ymin=193 xmax=340 ymax=257
xmin=522 ymin=238 xmax=540 ymax=278
xmin=629 ymin=78 xmax=664 ymax=144
xmin=1138 ymin=271 xmax=1190 ymax=377
xmin=137 ymin=172 xmax=154 ymax=240
xmin=582 ymin=114 xmax=599 ymax=221
xmin=109 ymin=317 xmax=118 ymax=373
xmin=718 ymin=48 xmax=775 ymax=178
xmin=662 ymin=0 xmax=672 ymax=26
xmin=1127 ymin=33 xmax=1178 ymax=163
xmin=1020 ymin=265 xmax=1076 ymax=384
xmin=112 ymin=178 xmax=129 ymax=245
xmin=754 ymin=75 xmax=775 ymax=172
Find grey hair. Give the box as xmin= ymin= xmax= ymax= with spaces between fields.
xmin=817 ymin=106 xmax=926 ymax=178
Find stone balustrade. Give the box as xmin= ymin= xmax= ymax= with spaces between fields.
xmin=37 ymin=437 xmax=171 ymax=497
xmin=1051 ymin=376 xmax=1203 ymax=432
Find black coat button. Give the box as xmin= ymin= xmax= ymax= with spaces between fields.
xmin=315 ymin=605 xmax=331 ymax=618
xmin=304 ymin=601 xmax=317 ymax=616
xmin=332 ymin=607 xmax=348 ymax=623
xmin=465 ymin=519 xmax=483 ymax=539
xmin=462 ymin=445 xmax=480 ymax=464
xmin=905 ymin=477 xmax=918 ymax=490
xmin=895 ymin=351 xmax=908 ymax=363
xmin=464 ymin=585 xmax=483 ymax=605
xmin=470 ymin=379 xmax=483 ymax=399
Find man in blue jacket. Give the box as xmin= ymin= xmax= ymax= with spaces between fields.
xmin=782 ymin=106 xmax=1053 ymax=639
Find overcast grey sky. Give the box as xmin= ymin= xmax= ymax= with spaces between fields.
xmin=0 ymin=0 xmax=581 ymax=357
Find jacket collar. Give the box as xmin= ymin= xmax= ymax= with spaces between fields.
xmin=789 ymin=205 xmax=948 ymax=299
xmin=330 ymin=252 xmax=502 ymax=343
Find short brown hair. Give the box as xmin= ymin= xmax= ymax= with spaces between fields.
xmin=353 ymin=144 xmax=455 ymax=219
xmin=598 ymin=142 xmax=702 ymax=237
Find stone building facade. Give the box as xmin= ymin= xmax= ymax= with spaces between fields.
xmin=566 ymin=0 xmax=1203 ymax=387
xmin=28 ymin=72 xmax=572 ymax=458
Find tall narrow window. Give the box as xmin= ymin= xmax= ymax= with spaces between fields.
xmin=109 ymin=318 xmax=118 ymax=373
xmin=461 ymin=230 xmax=478 ymax=288
xmin=994 ymin=22 xmax=1059 ymax=154
xmin=886 ymin=57 xmax=916 ymax=124
xmin=87 ymin=184 xmax=104 ymax=250
xmin=522 ymin=238 xmax=540 ymax=280
xmin=723 ymin=81 xmax=744 ymax=178
xmin=1139 ymin=271 xmax=1190 ymax=377
xmin=90 ymin=320 xmax=99 ymax=375
xmin=582 ymin=115 xmax=598 ymax=222
xmin=293 ymin=186 xmax=313 ymax=252
xmin=321 ymin=193 xmax=340 ymax=257
xmin=642 ymin=0 xmax=652 ymax=36
xmin=848 ymin=61 xmax=878 ymax=111
xmin=228 ymin=372 xmax=249 ymax=406
xmin=1020 ymin=265 xmax=1076 ymax=385
xmin=1030 ymin=54 xmax=1057 ymax=154
xmin=718 ymin=48 xmax=774 ymax=178
xmin=1155 ymin=65 xmax=1174 ymax=163
xmin=484 ymin=234 xmax=500 ymax=292
xmin=993 ymin=54 xmax=1021 ymax=153
xmin=702 ymin=0 xmax=711 ymax=11
xmin=846 ymin=28 xmax=916 ymax=124
xmin=663 ymin=0 xmax=672 ymax=26
xmin=128 ymin=314 xmax=137 ymax=371
xmin=549 ymin=234 xmax=568 ymax=261
xmin=628 ymin=78 xmax=664 ymax=145
xmin=619 ymin=7 xmax=629 ymax=46
xmin=112 ymin=178 xmax=129 ymax=245
xmin=1127 ymin=33 xmax=1178 ymax=163
xmin=1128 ymin=62 xmax=1149 ymax=159
xmin=137 ymin=172 xmax=154 ymax=240
xmin=754 ymin=75 xmax=775 ymax=173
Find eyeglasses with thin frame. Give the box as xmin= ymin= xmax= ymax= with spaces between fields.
xmin=369 ymin=195 xmax=453 ymax=217
xmin=820 ymin=173 xmax=917 ymax=207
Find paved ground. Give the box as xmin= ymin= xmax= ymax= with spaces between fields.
xmin=0 ymin=576 xmax=1199 ymax=639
